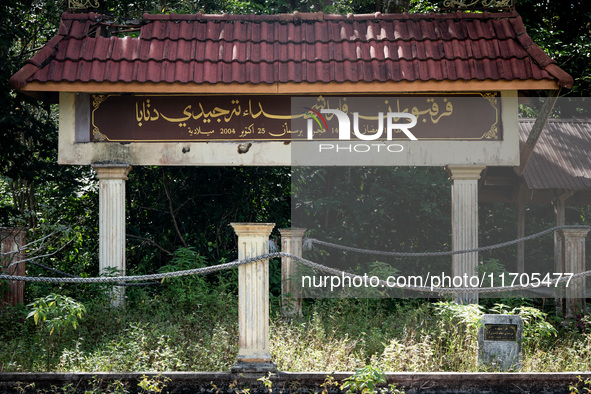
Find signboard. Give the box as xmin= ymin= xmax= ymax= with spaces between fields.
xmin=90 ymin=93 xmax=502 ymax=142
xmin=58 ymin=91 xmax=518 ymax=166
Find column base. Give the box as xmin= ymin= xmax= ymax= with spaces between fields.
xmin=231 ymin=361 xmax=277 ymax=374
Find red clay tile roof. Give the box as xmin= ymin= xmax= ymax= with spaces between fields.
xmin=10 ymin=10 xmax=573 ymax=90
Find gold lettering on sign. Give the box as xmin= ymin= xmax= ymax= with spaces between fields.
xmin=484 ymin=324 xmax=517 ymax=341
xmin=304 ymin=96 xmax=455 ymax=126
xmin=134 ymin=98 xmax=303 ymax=129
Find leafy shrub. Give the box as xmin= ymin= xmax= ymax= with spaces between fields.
xmin=489 ymin=303 xmax=557 ymax=347
xmin=157 ymin=247 xmax=210 ymax=306
xmin=27 ymin=293 xmax=86 ymax=370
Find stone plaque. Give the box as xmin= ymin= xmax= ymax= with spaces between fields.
xmin=484 ymin=324 xmax=518 ymax=341
xmin=478 ymin=314 xmax=523 ymax=371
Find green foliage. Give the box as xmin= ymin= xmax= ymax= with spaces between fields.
xmin=569 ymin=375 xmax=591 ymax=394
xmin=257 ymin=372 xmax=275 ymax=394
xmin=84 ymin=376 xmax=129 ymax=394
xmin=342 ymin=365 xmax=387 ymax=394
xmin=137 ymin=374 xmax=171 ymax=394
xmin=320 ymin=375 xmax=340 ymax=394
xmin=3 ymin=296 xmax=591 ymax=374
xmin=293 ymin=167 xmax=451 ymax=285
xmin=516 ymin=0 xmax=591 ymax=97
xmin=432 ymin=300 xmax=484 ymax=331
xmin=157 ymin=247 xmax=210 ymax=306
xmin=490 ymin=303 xmax=558 ymax=345
xmin=26 ymin=293 xmax=86 ymax=370
xmin=27 ymin=293 xmax=86 ymax=336
xmin=476 ymin=258 xmax=510 ymax=288
xmin=340 ymin=365 xmax=406 ymax=393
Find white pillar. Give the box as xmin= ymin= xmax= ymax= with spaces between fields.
xmin=279 ymin=228 xmax=306 ymax=317
xmin=92 ymin=163 xmax=131 ymax=307
xmin=447 ymin=165 xmax=485 ymax=304
xmin=231 ymin=222 xmax=276 ymax=373
xmin=559 ymin=228 xmax=589 ymax=318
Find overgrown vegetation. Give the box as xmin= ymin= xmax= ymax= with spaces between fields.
xmin=2 ymin=0 xmax=591 ymax=386
xmin=2 ymin=277 xmax=591 ymax=373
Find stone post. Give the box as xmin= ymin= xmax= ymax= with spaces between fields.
xmin=92 ymin=163 xmax=131 ymax=307
xmin=559 ymin=228 xmax=589 ymax=318
xmin=446 ymin=165 xmax=485 ymax=304
xmin=231 ymin=222 xmax=276 ymax=373
xmin=279 ymin=228 xmax=306 ymax=317
xmin=0 ymin=227 xmax=27 ymax=307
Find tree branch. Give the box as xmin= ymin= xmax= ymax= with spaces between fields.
xmin=161 ymin=169 xmax=188 ymax=248
xmin=126 ymin=234 xmax=172 ymax=255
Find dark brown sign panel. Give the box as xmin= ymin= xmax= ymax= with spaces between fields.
xmin=484 ymin=324 xmax=517 ymax=341
xmin=91 ymin=95 xmax=294 ymax=142
xmin=90 ymin=93 xmax=501 ymax=142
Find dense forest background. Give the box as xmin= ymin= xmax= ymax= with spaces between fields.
xmin=1 ymin=0 xmax=591 ymax=302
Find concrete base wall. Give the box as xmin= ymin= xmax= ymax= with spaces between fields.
xmin=1 ymin=372 xmax=590 ymax=394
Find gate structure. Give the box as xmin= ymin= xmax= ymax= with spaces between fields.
xmin=11 ymin=9 xmax=573 ymax=368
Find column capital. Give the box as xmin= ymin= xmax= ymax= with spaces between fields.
xmin=92 ymin=163 xmax=132 ymax=180
xmin=231 ymin=223 xmax=275 ymax=237
xmin=278 ymin=228 xmax=306 ymax=238
xmin=559 ymin=228 xmax=591 ymax=239
xmin=446 ymin=165 xmax=486 ymax=181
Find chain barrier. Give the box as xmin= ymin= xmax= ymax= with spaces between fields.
xmin=1 ymin=225 xmax=590 ymax=293
xmin=2 ymin=251 xmax=591 ymax=294
xmin=25 ymin=261 xmax=159 ymax=286
xmin=303 ymin=225 xmax=591 ymax=257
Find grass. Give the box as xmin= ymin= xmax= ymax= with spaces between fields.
xmin=2 ymin=284 xmax=591 ymax=373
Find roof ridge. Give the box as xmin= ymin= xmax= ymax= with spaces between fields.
xmin=57 ymin=55 xmax=535 ymax=64
xmin=129 ymin=35 xmax=528 ymax=45
xmin=140 ymin=10 xmax=519 ymax=22
xmin=508 ymin=14 xmax=573 ymax=88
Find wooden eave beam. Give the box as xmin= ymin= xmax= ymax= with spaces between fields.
xmin=515 ymin=89 xmax=560 ymax=176
xmin=19 ymin=79 xmax=561 ymax=96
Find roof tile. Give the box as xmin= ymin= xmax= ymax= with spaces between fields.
xmin=11 ymin=11 xmax=573 ymax=89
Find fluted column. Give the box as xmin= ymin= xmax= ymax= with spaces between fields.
xmin=231 ymin=222 xmax=276 ymax=373
xmin=279 ymin=228 xmax=306 ymax=317
xmin=92 ymin=163 xmax=131 ymax=307
xmin=559 ymin=228 xmax=589 ymax=318
xmin=447 ymin=165 xmax=485 ymax=304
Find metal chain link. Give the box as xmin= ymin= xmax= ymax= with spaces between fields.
xmin=303 ymin=225 xmax=591 ymax=257
xmin=2 ymin=251 xmax=591 ymax=294
xmin=1 ymin=225 xmax=590 ymax=293
xmin=26 ymin=261 xmax=159 ymax=286
xmin=0 ymin=254 xmax=267 ymax=284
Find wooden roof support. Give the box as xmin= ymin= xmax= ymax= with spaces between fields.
xmin=516 ymin=184 xmax=527 ymax=274
xmin=515 ymin=89 xmax=560 ymax=176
